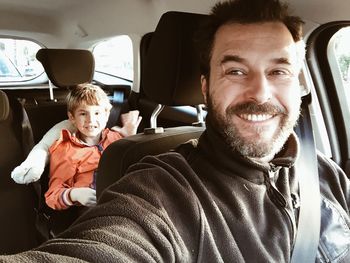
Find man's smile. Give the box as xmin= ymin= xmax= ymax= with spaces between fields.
xmin=237 ymin=113 xmax=274 ymax=122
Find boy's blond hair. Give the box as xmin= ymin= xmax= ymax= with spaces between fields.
xmin=66 ymin=83 xmax=112 ymax=113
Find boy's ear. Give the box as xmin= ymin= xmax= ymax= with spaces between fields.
xmin=68 ymin=111 xmax=74 ymax=122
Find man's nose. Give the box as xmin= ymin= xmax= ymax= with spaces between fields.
xmin=245 ymin=74 xmax=272 ymax=104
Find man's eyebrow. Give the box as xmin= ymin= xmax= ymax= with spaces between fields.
xmin=220 ymin=55 xmax=244 ymax=64
xmin=220 ymin=55 xmax=292 ymax=66
xmin=272 ymin=57 xmax=292 ymax=65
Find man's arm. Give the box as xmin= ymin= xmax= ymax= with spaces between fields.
xmin=1 ymin=153 xmax=200 ymax=262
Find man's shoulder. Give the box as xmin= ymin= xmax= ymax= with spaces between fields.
xmin=125 ymin=139 xmax=199 ymax=168
xmin=122 ymin=148 xmax=198 ymax=185
xmin=317 ymin=150 xmax=349 ymax=207
xmin=131 ymin=151 xmax=191 ymax=171
xmin=151 ymin=139 xmax=199 ymax=167
xmin=316 ymin=150 xmax=344 ymax=177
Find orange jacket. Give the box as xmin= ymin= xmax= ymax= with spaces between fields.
xmin=45 ymin=128 xmax=123 ymax=210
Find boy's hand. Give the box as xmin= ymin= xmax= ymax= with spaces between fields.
xmin=70 ymin=187 xmax=96 ymax=207
xmin=111 ymin=110 xmax=142 ymax=137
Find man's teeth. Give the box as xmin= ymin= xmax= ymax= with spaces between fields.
xmin=239 ymin=114 xmax=272 ymax=121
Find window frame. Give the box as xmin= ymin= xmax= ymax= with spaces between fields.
xmin=306 ymin=21 xmax=350 ymax=175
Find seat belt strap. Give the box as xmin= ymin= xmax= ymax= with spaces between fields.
xmin=291 ymin=99 xmax=321 ymax=263
xmin=20 ymin=104 xmax=34 ymax=156
xmin=16 ymin=97 xmax=51 ymax=241
xmin=106 ymin=89 xmax=125 ymax=128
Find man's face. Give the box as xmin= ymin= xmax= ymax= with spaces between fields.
xmin=201 ymin=22 xmax=303 ymax=160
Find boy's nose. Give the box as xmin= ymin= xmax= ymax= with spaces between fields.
xmin=87 ymin=113 xmax=96 ymax=123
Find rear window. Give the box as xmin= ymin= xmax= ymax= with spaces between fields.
xmin=0 ymin=38 xmax=45 ymax=85
xmin=92 ymin=35 xmax=133 ymax=85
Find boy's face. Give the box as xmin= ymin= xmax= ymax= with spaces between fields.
xmin=68 ymin=104 xmax=110 ymax=143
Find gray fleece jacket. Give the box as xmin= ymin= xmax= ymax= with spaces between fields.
xmin=0 ymin=124 xmax=349 ymax=262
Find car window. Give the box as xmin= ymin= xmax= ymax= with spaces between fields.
xmin=329 ymin=27 xmax=350 ymax=106
xmin=328 ymin=27 xmax=350 ymax=175
xmin=0 ymin=38 xmax=45 ymax=85
xmin=92 ymin=35 xmax=133 ymax=85
xmin=308 ymin=23 xmax=350 ymax=174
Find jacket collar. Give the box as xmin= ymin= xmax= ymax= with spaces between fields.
xmin=60 ymin=128 xmax=110 ymax=147
xmin=196 ymin=118 xmax=299 ymax=183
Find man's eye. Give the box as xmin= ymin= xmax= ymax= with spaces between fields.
xmin=226 ymin=69 xmax=245 ymax=76
xmin=270 ymin=69 xmax=289 ymax=75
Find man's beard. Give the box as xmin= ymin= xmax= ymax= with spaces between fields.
xmin=207 ymin=96 xmax=301 ymax=159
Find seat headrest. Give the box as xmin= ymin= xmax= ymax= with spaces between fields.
xmin=36 ymin=49 xmax=95 ymax=88
xmin=0 ymin=90 xmax=9 ymax=122
xmin=143 ymin=11 xmax=208 ymax=106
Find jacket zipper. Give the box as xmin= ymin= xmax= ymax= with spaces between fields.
xmin=266 ymin=169 xmax=296 ymax=249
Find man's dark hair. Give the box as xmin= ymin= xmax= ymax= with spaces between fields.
xmin=195 ymin=0 xmax=304 ymax=78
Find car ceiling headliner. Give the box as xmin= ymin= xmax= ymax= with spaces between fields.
xmin=0 ymin=0 xmax=348 ymax=47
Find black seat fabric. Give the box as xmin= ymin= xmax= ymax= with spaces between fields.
xmin=97 ymin=126 xmax=205 ymax=196
xmin=143 ymin=11 xmax=207 ymax=106
xmin=96 ymin=11 xmax=208 ymax=198
xmin=0 ymin=90 xmax=38 ymax=254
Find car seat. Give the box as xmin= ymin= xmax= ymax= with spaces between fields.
xmin=36 ymin=48 xmax=132 ymax=129
xmin=35 ymin=48 xmax=137 ymax=238
xmin=96 ymin=11 xmax=208 ymax=198
xmin=35 ymin=49 xmax=99 ymax=238
xmin=0 ymin=90 xmax=39 ymax=254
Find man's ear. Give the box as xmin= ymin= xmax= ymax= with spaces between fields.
xmin=300 ymin=84 xmax=310 ymax=97
xmin=201 ymin=75 xmax=208 ymax=105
